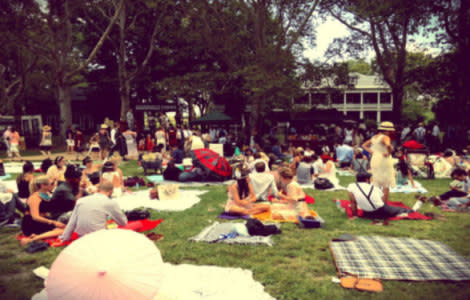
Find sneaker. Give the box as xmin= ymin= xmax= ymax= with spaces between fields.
xmin=4 ymin=218 xmax=21 ymax=228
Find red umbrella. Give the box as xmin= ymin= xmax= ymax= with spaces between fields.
xmin=402 ymin=140 xmax=424 ymax=149
xmin=190 ymin=148 xmax=232 ymax=181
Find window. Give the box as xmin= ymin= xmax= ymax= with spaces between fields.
xmin=331 ymin=91 xmax=343 ymax=104
xmin=364 ymin=93 xmax=378 ymax=104
xmin=346 ymin=93 xmax=361 ymax=104
xmin=294 ymin=94 xmax=309 ymax=104
xmin=380 ymin=93 xmax=392 ymax=104
xmin=311 ymin=93 xmax=327 ymax=105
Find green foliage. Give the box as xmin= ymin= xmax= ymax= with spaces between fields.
xmin=402 ymin=99 xmax=434 ymax=124
xmin=346 ymin=59 xmax=372 ymax=75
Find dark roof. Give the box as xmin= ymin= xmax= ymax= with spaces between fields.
xmin=191 ymin=111 xmax=234 ymax=124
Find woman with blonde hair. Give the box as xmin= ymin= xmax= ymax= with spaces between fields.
xmin=20 ymin=176 xmax=65 ymax=246
xmin=277 ymin=168 xmax=311 ymax=218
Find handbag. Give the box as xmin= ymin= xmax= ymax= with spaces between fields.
xmin=314 ymin=178 xmax=334 ymax=190
xmin=125 ymin=209 xmax=150 ymax=221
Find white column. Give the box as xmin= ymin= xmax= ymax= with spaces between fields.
xmin=343 ymin=93 xmax=347 ymax=115
xmin=377 ymin=92 xmax=381 ymax=123
xmin=360 ymin=92 xmax=364 ymax=119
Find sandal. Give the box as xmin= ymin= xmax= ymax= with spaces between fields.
xmin=146 ymin=232 xmax=164 ymax=241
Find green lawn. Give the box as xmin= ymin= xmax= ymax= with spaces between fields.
xmin=1 ymin=161 xmax=470 ymax=299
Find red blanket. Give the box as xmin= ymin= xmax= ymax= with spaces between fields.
xmin=17 ymin=219 xmax=163 ymax=247
xmin=335 ymin=200 xmax=431 ymax=221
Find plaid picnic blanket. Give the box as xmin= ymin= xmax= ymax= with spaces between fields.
xmin=330 ymin=235 xmax=470 ymax=281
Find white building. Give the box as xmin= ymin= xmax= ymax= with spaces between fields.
xmin=295 ymin=73 xmax=393 ymax=123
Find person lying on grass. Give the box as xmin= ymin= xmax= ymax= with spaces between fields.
xmin=59 ymin=181 xmax=127 ymax=241
xmin=428 ymin=168 xmax=469 ymax=206
xmin=20 ymin=176 xmax=66 ymax=246
xmin=224 ymin=165 xmax=270 ymax=216
xmin=348 ymin=172 xmax=418 ymax=223
xmin=276 ymin=167 xmax=312 ymax=219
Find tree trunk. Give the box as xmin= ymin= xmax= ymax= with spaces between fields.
xmin=118 ymin=3 xmax=129 ymax=120
xmin=392 ymin=85 xmax=404 ymax=123
xmin=58 ymin=83 xmax=73 ymax=143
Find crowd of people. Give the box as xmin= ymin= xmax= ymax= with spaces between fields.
xmin=1 ymin=117 xmax=470 ymax=245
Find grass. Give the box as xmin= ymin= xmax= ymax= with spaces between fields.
xmin=1 ymin=160 xmax=470 ymax=299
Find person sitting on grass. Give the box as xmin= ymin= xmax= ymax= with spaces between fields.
xmin=351 ymin=151 xmax=369 ymax=175
xmin=101 ymin=160 xmax=124 ymax=197
xmin=46 ymin=156 xmax=66 ymax=188
xmin=20 ymin=176 xmax=66 ymax=246
xmin=296 ymin=155 xmax=314 ymax=185
xmin=277 ymin=167 xmax=312 ymax=219
xmin=395 ymin=148 xmax=416 ymax=188
xmin=348 ymin=173 xmax=418 ymax=223
xmin=249 ymin=162 xmax=278 ymax=202
xmin=163 ymin=159 xmax=182 ymax=181
xmin=224 ymin=165 xmax=270 ymax=215
xmin=49 ymin=165 xmax=85 ymax=220
xmin=16 ymin=161 xmax=35 ymax=202
xmin=428 ymin=168 xmax=469 ymax=206
xmin=59 ymin=181 xmax=127 ymax=241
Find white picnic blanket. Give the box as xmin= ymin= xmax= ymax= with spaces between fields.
xmin=114 ymin=189 xmax=207 ymax=212
xmin=146 ymin=175 xmax=234 ymax=187
xmin=3 ymin=162 xmax=41 ymax=174
xmin=32 ymin=264 xmax=275 ymax=300
xmin=2 ymin=180 xmax=18 ymax=193
xmin=390 ymin=180 xmax=428 ymax=194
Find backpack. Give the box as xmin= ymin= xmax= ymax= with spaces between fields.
xmin=245 ymin=219 xmax=282 ymax=236
xmin=314 ymin=178 xmax=334 ymax=190
xmin=125 ymin=209 xmax=150 ymax=221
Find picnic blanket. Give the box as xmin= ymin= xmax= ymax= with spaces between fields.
xmin=3 ymin=162 xmax=41 ymax=174
xmin=115 ymin=189 xmax=207 ymax=212
xmin=253 ymin=205 xmax=319 ymax=223
xmin=190 ymin=221 xmax=275 ymax=246
xmin=1 ymin=180 xmax=18 ymax=193
xmin=32 ymin=263 xmax=275 ymax=300
xmin=335 ymin=200 xmax=431 ymax=221
xmin=17 ymin=219 xmax=162 ymax=247
xmin=336 ymin=170 xmax=355 ymax=176
xmin=390 ymin=180 xmax=428 ymax=194
xmin=0 ymin=174 xmax=11 ymax=180
xmin=147 ymin=175 xmax=235 ymax=187
xmin=330 ymin=235 xmax=470 ymax=281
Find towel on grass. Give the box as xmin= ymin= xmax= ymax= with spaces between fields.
xmin=253 ymin=205 xmax=320 ymax=223
xmin=3 ymin=162 xmax=41 ymax=174
xmin=0 ymin=174 xmax=11 ymax=180
xmin=390 ymin=180 xmax=428 ymax=194
xmin=147 ymin=176 xmax=235 ymax=187
xmin=32 ymin=263 xmax=275 ymax=300
xmin=335 ymin=199 xmax=431 ymax=221
xmin=330 ymin=235 xmax=470 ymax=281
xmin=17 ymin=219 xmax=162 ymax=247
xmin=115 ymin=189 xmax=207 ymax=212
xmin=336 ymin=170 xmax=355 ymax=176
xmin=190 ymin=222 xmax=274 ymax=246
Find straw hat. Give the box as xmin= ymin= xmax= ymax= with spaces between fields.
xmin=100 ymin=124 xmax=109 ymax=129
xmin=377 ymin=121 xmax=395 ymax=131
xmin=43 ymin=125 xmax=51 ymax=131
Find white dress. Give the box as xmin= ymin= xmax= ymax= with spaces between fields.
xmin=123 ymin=132 xmax=138 ymax=158
xmin=155 ymin=130 xmax=166 ymax=152
xmin=370 ymin=134 xmax=395 ymax=188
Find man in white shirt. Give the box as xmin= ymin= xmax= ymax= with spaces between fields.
xmin=312 ymin=155 xmax=324 ymax=176
xmin=347 ymin=173 xmax=414 ymax=220
xmin=413 ymin=123 xmax=426 ymax=144
xmin=431 ymin=123 xmax=440 ymax=152
xmin=400 ymin=124 xmax=411 ymax=142
xmin=335 ymin=142 xmax=354 ymax=168
xmin=249 ymin=162 xmax=278 ymax=201
xmin=59 ymin=182 xmax=127 ymax=241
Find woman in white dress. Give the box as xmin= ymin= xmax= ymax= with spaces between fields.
xmin=362 ymin=121 xmax=396 ymax=203
xmin=122 ymin=127 xmax=138 ymax=159
xmin=154 ymin=127 xmax=167 ymax=152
